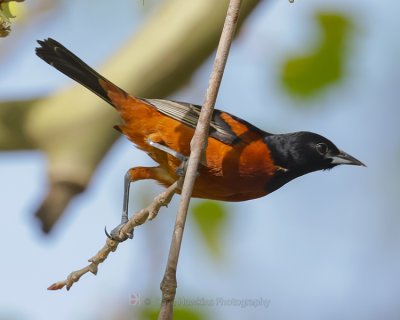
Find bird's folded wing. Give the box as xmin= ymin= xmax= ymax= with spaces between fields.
xmin=141 ymin=98 xmax=267 ymax=145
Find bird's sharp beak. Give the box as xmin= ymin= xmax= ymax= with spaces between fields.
xmin=330 ymin=150 xmax=366 ymax=167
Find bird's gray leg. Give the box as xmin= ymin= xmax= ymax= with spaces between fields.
xmin=105 ymin=171 xmax=134 ymax=242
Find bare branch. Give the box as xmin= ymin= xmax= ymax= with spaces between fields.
xmin=158 ymin=1 xmax=243 ymax=319
xmin=47 ymin=179 xmax=182 ymax=291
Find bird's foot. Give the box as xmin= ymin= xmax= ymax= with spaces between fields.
xmin=105 ymin=216 xmax=133 ymax=242
xmin=175 ymin=158 xmax=202 ymax=177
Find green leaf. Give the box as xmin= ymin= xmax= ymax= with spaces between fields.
xmin=281 ymin=13 xmax=353 ymax=99
xmin=1 ymin=2 xmax=14 ymax=18
xmin=191 ymin=200 xmax=228 ymax=259
xmin=0 ymin=1 xmax=23 ymax=37
xmin=139 ymin=306 xmax=206 ymax=320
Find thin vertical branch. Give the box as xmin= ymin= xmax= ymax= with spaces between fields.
xmin=158 ymin=1 xmax=243 ymax=319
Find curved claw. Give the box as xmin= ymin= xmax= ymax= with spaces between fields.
xmin=104 ymin=226 xmax=113 ymax=240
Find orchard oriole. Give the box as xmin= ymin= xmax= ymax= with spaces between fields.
xmin=36 ymin=38 xmax=365 ymax=241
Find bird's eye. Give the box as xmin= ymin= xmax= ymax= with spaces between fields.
xmin=315 ymin=143 xmax=328 ymax=155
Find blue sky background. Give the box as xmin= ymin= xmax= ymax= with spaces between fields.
xmin=1 ymin=0 xmax=400 ymax=319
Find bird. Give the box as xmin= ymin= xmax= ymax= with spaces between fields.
xmin=36 ymin=38 xmax=365 ymax=241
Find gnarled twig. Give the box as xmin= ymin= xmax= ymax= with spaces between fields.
xmin=48 ymin=178 xmax=183 ymax=291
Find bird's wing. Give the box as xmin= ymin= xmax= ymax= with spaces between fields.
xmin=141 ymin=98 xmax=269 ymax=145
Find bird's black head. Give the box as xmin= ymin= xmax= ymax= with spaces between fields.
xmin=264 ymin=131 xmax=365 ymax=192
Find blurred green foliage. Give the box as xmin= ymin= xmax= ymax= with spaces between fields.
xmin=139 ymin=306 xmax=205 ymax=320
xmin=281 ymin=12 xmax=352 ymax=99
xmin=191 ymin=200 xmax=228 ymax=260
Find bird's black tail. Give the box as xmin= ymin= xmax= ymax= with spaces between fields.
xmin=36 ymin=38 xmax=127 ymax=107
